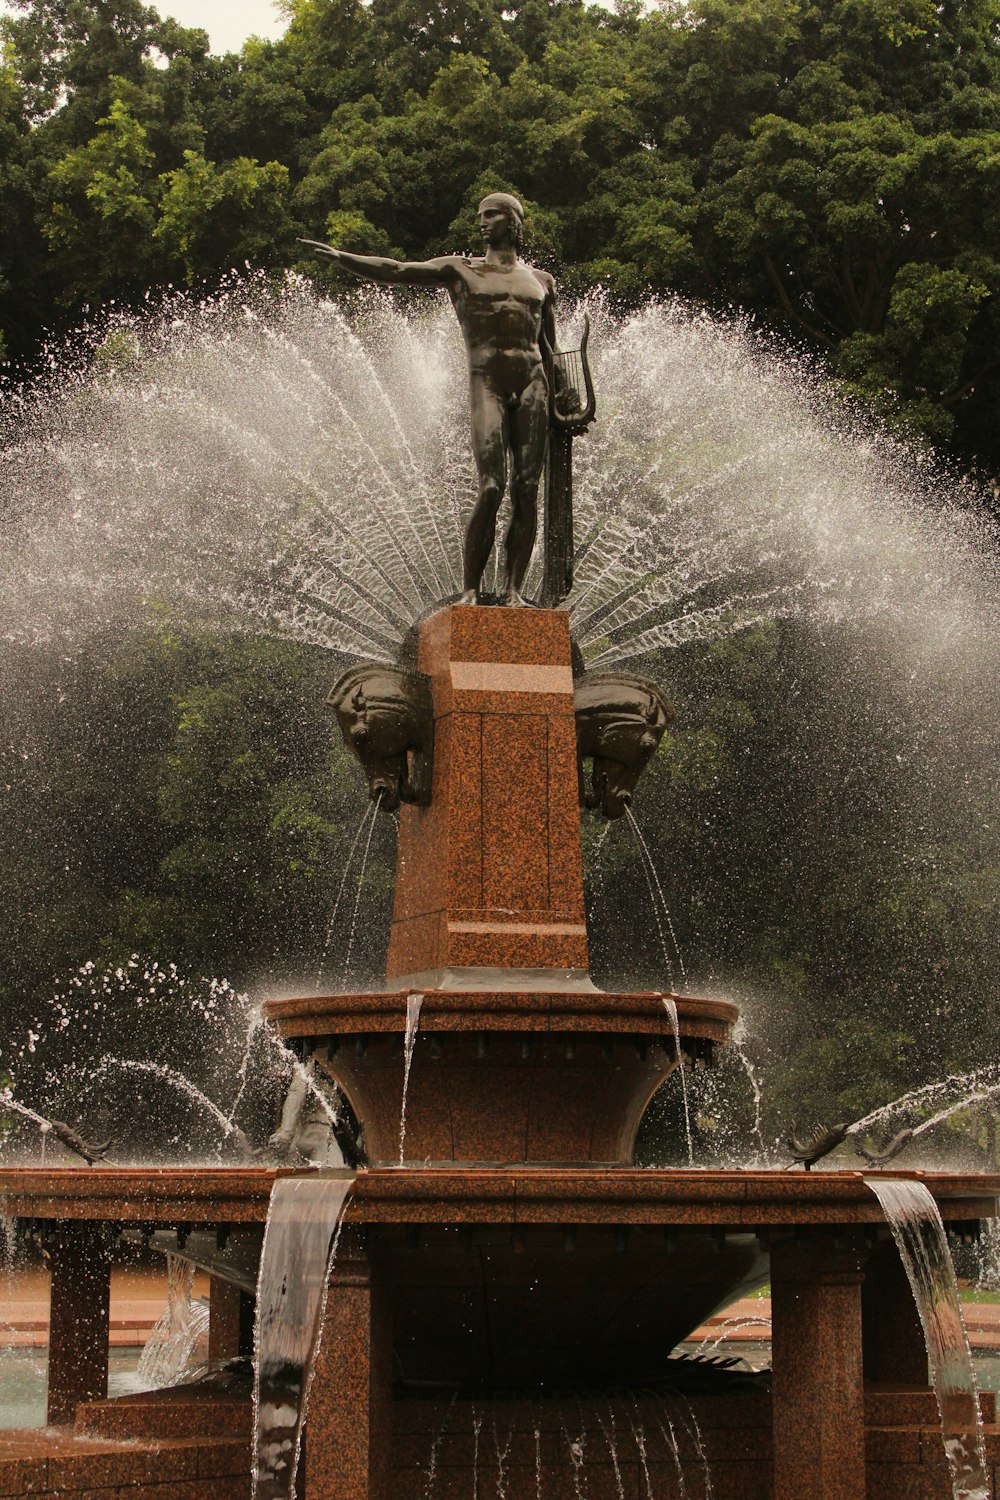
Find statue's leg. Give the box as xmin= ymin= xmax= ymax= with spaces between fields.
xmin=504 ymin=374 xmax=549 ymax=602
xmin=462 ymin=377 xmax=507 ymax=600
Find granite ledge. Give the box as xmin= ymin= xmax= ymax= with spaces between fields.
xmin=2 ymin=1167 xmax=995 ymax=1229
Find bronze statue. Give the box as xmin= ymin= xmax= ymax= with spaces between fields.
xmin=542 ymin=315 xmax=596 ymax=606
xmin=301 ymin=193 xmax=577 ymax=606
xmin=785 ymin=1121 xmax=850 ymax=1170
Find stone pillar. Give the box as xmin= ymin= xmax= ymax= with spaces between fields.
xmin=47 ymin=1223 xmax=112 ymax=1425
xmin=208 ymin=1276 xmax=246 ymax=1362
xmin=386 ymin=606 xmax=589 ymax=987
xmin=861 ymin=1237 xmax=928 ymax=1385
xmin=770 ymin=1232 xmax=868 ymax=1500
xmin=304 ymin=1228 xmax=392 ymax=1500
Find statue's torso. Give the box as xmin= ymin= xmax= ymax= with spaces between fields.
xmin=450 ymin=260 xmax=550 ymax=394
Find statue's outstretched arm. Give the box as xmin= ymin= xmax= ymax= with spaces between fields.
xmin=299 ymin=239 xmax=456 ymax=287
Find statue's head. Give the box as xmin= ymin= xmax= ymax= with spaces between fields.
xmin=574 ymin=672 xmax=674 ymax=819
xmin=327 ymin=664 xmax=434 ymax=810
xmin=478 ymin=192 xmax=525 ymax=249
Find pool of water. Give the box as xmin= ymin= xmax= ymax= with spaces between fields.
xmin=0 ymin=1347 xmax=149 ymax=1430
xmin=3 ymin=1340 xmax=1000 ymax=1429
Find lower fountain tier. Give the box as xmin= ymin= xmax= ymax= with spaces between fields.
xmin=263 ymin=987 xmax=738 ymax=1164
xmin=3 ymin=1166 xmax=999 ymax=1395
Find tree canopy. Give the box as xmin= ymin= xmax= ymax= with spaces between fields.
xmin=2 ymin=0 xmax=1000 ymax=1157
xmin=2 ymin=0 xmax=1000 ymax=472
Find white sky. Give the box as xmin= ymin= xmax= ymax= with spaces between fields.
xmin=0 ymin=1 xmax=289 ymax=56
xmin=156 ymin=0 xmax=288 ymax=53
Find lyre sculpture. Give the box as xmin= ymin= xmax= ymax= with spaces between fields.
xmin=542 ymin=312 xmax=597 ymax=606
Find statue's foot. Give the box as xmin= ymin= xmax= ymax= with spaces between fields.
xmin=503 ymin=586 xmax=529 ymax=607
xmin=457 ymin=589 xmax=478 ymax=606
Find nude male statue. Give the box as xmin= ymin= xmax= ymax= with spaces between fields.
xmin=300 ymin=193 xmax=555 ymax=606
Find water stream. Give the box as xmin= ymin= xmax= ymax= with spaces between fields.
xmin=561 ymin=1414 xmax=587 ymax=1500
xmin=692 ymin=1315 xmax=772 ymax=1357
xmin=398 ymin=992 xmax=424 ymax=1164
xmin=624 ymin=806 xmax=686 ymax=986
xmin=317 ymin=799 xmax=379 ymax=988
xmin=423 ymin=1392 xmax=456 ymax=1500
xmin=661 ymin=999 xmax=694 ymax=1167
xmin=85 ymin=1058 xmax=252 ymax=1155
xmin=626 ymin=1405 xmax=656 ymax=1500
xmin=666 ymin=1392 xmax=714 ymax=1500
xmin=491 ymin=1408 xmax=513 ymax=1500
xmin=136 ymin=1253 xmax=209 ymax=1388
xmin=0 ymin=1090 xmax=53 ymax=1155
xmin=341 ymin=790 xmax=383 ymax=990
xmin=730 ymin=1039 xmax=766 ymax=1161
xmin=867 ymin=1177 xmax=989 ymax=1500
xmin=594 ymin=1403 xmax=626 ymax=1500
xmin=471 ymin=1406 xmax=483 ymax=1500
xmin=849 ymin=1065 xmax=1000 ymax=1139
xmin=252 ymin=1173 xmax=356 ymax=1500
xmin=533 ymin=1417 xmax=543 ymax=1500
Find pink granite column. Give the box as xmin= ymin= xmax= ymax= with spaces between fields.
xmin=304 ymin=1228 xmax=392 ymax=1500
xmin=208 ymin=1277 xmax=246 ymax=1362
xmin=386 ymin=605 xmax=589 ymax=985
xmin=861 ymin=1237 xmax=928 ymax=1385
xmin=47 ymin=1223 xmax=112 ymax=1425
xmin=770 ymin=1233 xmax=868 ymax=1500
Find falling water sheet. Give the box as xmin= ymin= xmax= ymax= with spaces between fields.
xmin=252 ymin=1172 xmax=356 ymax=1500
xmin=398 ymin=991 xmax=424 ymax=1164
xmin=137 ymin=1253 xmax=209 ymax=1389
xmin=867 ymin=1177 xmax=989 ymax=1500
xmin=661 ymin=998 xmax=694 ymax=1167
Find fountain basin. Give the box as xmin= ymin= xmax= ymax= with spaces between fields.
xmin=3 ymin=1165 xmax=999 ymax=1497
xmin=263 ymin=988 xmax=736 ymax=1163
xmin=3 ymin=1165 xmax=997 ymax=1387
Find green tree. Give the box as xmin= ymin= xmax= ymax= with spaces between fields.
xmin=155 ymin=150 xmax=293 ymax=281
xmin=43 ymin=86 xmax=159 ymax=302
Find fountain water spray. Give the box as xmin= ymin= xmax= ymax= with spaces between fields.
xmin=868 ymin=1178 xmax=989 ymax=1500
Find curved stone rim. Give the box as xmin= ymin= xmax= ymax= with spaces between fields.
xmin=262 ymin=988 xmax=739 ymax=1041
xmin=0 ymin=1165 xmax=996 ymax=1228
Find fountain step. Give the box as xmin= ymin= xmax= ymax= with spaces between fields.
xmin=75 ymin=1389 xmax=252 ymax=1441
xmin=3 ymin=1390 xmax=1000 ymax=1498
xmin=0 ymin=1425 xmax=247 ymax=1498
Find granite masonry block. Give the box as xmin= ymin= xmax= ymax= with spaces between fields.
xmin=546 ymin=717 xmax=587 ymax=914
xmin=444 ymin=606 xmax=573 ymax=665
xmin=443 ymin=714 xmax=485 ymax=911
xmin=75 ymin=1396 xmax=250 ymax=1442
xmin=864 ymin=1387 xmax=995 ymax=1426
xmin=0 ymin=1457 xmax=47 ymax=1497
xmin=481 ymin=713 xmax=550 ymax=911
xmin=47 ymin=1442 xmax=200 ymax=1491
xmin=50 ymin=1490 xmax=118 ymax=1500
xmin=128 ymin=1481 xmax=249 ymax=1500
xmin=864 ymin=1427 xmax=924 ymax=1464
xmin=863 ymin=1469 xmax=959 ymax=1500
xmin=699 ymin=1464 xmax=773 ymax=1500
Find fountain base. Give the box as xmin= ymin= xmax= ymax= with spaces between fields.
xmin=1 ymin=1167 xmax=999 ymax=1499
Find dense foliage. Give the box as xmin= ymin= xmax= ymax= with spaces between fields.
xmin=2 ymin=0 xmax=1000 ymax=472
xmin=2 ymin=0 xmax=1000 ymax=1154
